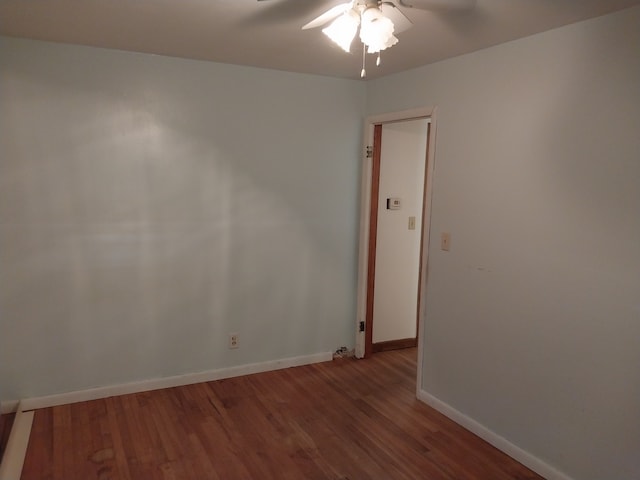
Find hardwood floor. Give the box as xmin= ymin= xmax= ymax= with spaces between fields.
xmin=1 ymin=412 xmax=16 ymax=462
xmin=21 ymin=349 xmax=543 ymax=479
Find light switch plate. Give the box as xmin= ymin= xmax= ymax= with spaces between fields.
xmin=408 ymin=216 xmax=416 ymax=230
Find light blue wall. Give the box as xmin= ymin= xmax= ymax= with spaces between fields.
xmin=2 ymin=7 xmax=639 ymax=478
xmin=367 ymin=6 xmax=640 ymax=480
xmin=0 ymin=37 xmax=365 ymax=400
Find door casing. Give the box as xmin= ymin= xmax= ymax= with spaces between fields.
xmin=355 ymin=106 xmax=438 ymax=396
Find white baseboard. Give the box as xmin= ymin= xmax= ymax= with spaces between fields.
xmin=17 ymin=351 xmax=332 ymax=412
xmin=0 ymin=401 xmax=20 ymax=415
xmin=416 ymin=389 xmax=574 ymax=480
xmin=0 ymin=403 xmax=34 ymax=480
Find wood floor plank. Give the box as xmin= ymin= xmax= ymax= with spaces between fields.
xmin=21 ymin=348 xmax=544 ymax=480
xmin=70 ymin=402 xmax=93 ymax=479
xmin=103 ymin=396 xmax=133 ymax=480
xmin=51 ymin=403 xmax=74 ymax=480
xmin=20 ymin=408 xmax=52 ymax=480
xmin=0 ymin=413 xmax=16 ymax=462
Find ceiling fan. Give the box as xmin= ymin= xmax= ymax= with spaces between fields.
xmin=258 ymin=0 xmax=476 ymax=77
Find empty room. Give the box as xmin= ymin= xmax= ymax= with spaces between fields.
xmin=1 ymin=1 xmax=639 ymax=479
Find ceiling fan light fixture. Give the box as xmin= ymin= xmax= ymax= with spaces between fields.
xmin=322 ymin=9 xmax=360 ymax=53
xmin=359 ymin=7 xmax=397 ymax=53
xmin=366 ymin=32 xmax=398 ymax=54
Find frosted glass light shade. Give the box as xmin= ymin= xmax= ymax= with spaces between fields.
xmin=359 ymin=7 xmax=398 ymax=53
xmin=322 ymin=10 xmax=360 ymax=52
xmin=366 ymin=32 xmax=398 ymax=54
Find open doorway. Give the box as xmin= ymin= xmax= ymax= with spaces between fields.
xmin=370 ymin=118 xmax=429 ymax=353
xmin=355 ymin=107 xmax=437 ymax=390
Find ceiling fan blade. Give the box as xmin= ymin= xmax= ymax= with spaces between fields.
xmin=302 ymin=2 xmax=352 ymax=30
xmin=380 ymin=3 xmax=413 ymax=34
xmin=397 ymin=0 xmax=476 ymax=11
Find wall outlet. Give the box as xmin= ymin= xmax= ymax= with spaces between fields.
xmin=229 ymin=333 xmax=239 ymax=349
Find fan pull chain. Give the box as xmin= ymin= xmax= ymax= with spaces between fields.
xmin=361 ymin=43 xmax=366 ymax=78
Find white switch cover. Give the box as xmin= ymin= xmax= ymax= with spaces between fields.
xmin=441 ymin=232 xmax=451 ymax=251
xmin=408 ymin=216 xmax=416 ymax=230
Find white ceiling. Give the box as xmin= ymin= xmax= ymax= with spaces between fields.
xmin=1 ymin=0 xmax=638 ymax=80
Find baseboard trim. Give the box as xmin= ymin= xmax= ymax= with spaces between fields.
xmin=18 ymin=351 xmax=333 ymax=412
xmin=372 ymin=337 xmax=417 ymax=353
xmin=0 ymin=402 xmax=20 ymax=415
xmin=0 ymin=403 xmax=34 ymax=480
xmin=417 ymin=389 xmax=574 ymax=480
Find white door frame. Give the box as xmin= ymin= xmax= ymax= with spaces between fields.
xmin=355 ymin=106 xmax=438 ymax=395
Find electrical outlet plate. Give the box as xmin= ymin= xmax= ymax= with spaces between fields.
xmin=229 ymin=333 xmax=239 ymax=349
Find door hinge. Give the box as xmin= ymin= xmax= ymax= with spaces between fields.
xmin=365 ymin=145 xmax=373 ymax=158
xmin=359 ymin=321 xmax=365 ymax=332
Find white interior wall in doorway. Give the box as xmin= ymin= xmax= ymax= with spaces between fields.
xmin=372 ymin=119 xmax=428 ymax=344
